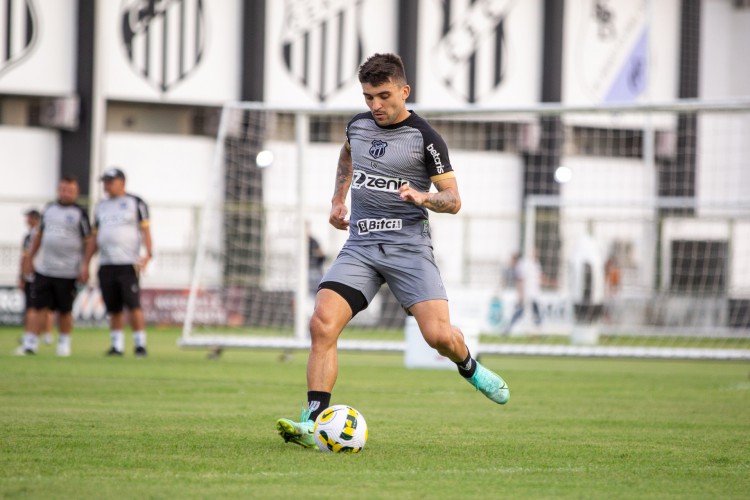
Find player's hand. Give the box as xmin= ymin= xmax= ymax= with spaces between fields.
xmin=399 ymin=184 xmax=427 ymax=206
xmin=138 ymin=255 xmax=151 ymax=273
xmin=329 ymin=202 xmax=349 ymax=230
xmin=79 ymin=265 xmax=89 ymax=284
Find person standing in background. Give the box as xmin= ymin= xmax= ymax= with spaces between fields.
xmin=81 ymin=168 xmax=153 ymax=357
xmin=22 ymin=177 xmax=91 ymax=356
xmin=505 ymin=249 xmax=552 ymax=334
xmin=16 ymin=209 xmax=43 ymax=354
xmin=18 ymin=209 xmax=55 ymax=350
xmin=307 ymin=222 xmax=327 ymax=295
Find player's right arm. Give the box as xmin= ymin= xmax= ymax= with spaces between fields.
xmin=329 ymin=143 xmax=352 ymax=230
xmin=80 ymin=229 xmax=98 ymax=284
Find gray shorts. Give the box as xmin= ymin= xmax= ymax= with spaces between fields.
xmin=321 ymin=243 xmax=448 ymax=310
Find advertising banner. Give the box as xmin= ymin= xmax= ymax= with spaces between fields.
xmin=563 ymin=0 xmax=679 ymax=104
xmin=264 ymin=0 xmax=398 ymax=106
xmin=415 ymin=0 xmax=542 ymax=106
xmin=0 ymin=0 xmax=76 ymax=95
xmin=101 ymin=0 xmax=242 ymax=104
xmin=0 ymin=287 xmax=24 ymax=325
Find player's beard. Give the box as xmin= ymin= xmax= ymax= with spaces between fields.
xmin=372 ymin=107 xmax=407 ymax=126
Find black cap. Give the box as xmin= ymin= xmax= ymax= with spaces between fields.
xmin=24 ymin=208 xmax=41 ymax=218
xmin=100 ymin=167 xmax=126 ymax=181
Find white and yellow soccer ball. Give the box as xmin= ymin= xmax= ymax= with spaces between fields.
xmin=313 ymin=405 xmax=368 ymax=453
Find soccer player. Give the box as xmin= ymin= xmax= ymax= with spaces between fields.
xmin=22 ymin=177 xmax=91 ymax=356
xmin=276 ymin=53 xmax=510 ymax=448
xmin=80 ymin=168 xmax=153 ymax=357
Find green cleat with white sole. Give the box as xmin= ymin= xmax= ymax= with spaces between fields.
xmin=467 ymin=361 xmax=510 ymax=405
xmin=276 ymin=409 xmax=316 ymax=449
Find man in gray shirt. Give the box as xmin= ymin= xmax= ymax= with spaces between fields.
xmin=276 ymin=53 xmax=510 ymax=449
xmin=24 ymin=177 xmax=91 ymax=356
xmin=81 ymin=168 xmax=153 ymax=357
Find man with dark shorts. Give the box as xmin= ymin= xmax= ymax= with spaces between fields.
xmin=81 ymin=168 xmax=153 ymax=357
xmin=23 ymin=177 xmax=91 ymax=356
xmin=276 ymin=53 xmax=510 ymax=449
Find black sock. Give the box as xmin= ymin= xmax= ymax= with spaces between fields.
xmin=456 ymin=348 xmax=477 ymax=378
xmin=307 ymin=391 xmax=331 ymax=422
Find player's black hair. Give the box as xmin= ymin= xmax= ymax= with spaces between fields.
xmin=358 ymin=53 xmax=407 ymax=86
xmin=60 ymin=175 xmax=78 ymax=184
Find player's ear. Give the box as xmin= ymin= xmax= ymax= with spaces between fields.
xmin=401 ymin=84 xmax=410 ymax=101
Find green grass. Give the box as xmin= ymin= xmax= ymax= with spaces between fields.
xmin=1 ymin=327 xmax=749 ymax=499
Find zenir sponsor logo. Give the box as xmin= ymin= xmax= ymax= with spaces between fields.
xmin=352 ymin=171 xmax=408 ymax=192
xmin=357 ymin=218 xmax=402 ymax=235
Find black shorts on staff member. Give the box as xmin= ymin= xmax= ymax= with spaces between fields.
xmin=98 ymin=264 xmax=141 ymax=313
xmin=31 ymin=272 xmax=78 ymax=313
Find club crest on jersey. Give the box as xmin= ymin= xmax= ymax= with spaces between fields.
xmin=357 ymin=218 xmax=402 ymax=235
xmin=121 ymin=0 xmax=206 ymax=93
xmin=281 ymin=0 xmax=364 ymax=102
xmin=369 ymin=140 xmax=388 ymax=159
xmin=0 ymin=0 xmax=38 ymax=77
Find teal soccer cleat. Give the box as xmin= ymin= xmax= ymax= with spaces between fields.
xmin=276 ymin=408 xmax=316 ymax=449
xmin=467 ymin=361 xmax=510 ymax=405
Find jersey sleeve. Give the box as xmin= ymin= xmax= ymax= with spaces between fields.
xmin=134 ymin=195 xmax=150 ymax=226
xmin=39 ymin=202 xmax=53 ymax=233
xmin=420 ymin=127 xmax=454 ymax=180
xmin=78 ymin=205 xmax=92 ymax=238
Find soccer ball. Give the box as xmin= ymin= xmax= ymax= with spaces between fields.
xmin=313 ymin=405 xmax=368 ymax=453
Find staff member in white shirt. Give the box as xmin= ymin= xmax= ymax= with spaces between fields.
xmin=81 ymin=168 xmax=153 ymax=357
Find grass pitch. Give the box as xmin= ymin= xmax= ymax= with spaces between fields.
xmin=1 ymin=327 xmax=748 ymax=499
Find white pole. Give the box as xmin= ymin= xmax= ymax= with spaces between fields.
xmin=522 ymin=196 xmax=538 ymax=328
xmin=294 ymin=112 xmax=310 ymax=342
xmin=182 ymin=104 xmax=231 ymax=339
xmin=88 ymin=3 xmax=107 ymax=212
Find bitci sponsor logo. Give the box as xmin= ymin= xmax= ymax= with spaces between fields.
xmin=356 ymin=218 xmax=402 ymax=235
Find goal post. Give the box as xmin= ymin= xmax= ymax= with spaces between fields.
xmin=179 ymin=99 xmax=750 ymax=360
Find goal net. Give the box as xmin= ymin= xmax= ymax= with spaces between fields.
xmin=179 ymin=100 xmax=750 ymax=360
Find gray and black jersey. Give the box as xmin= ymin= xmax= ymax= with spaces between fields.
xmin=345 ymin=111 xmax=455 ymax=246
xmin=36 ymin=202 xmax=91 ymax=279
xmin=94 ymin=194 xmax=149 ymax=265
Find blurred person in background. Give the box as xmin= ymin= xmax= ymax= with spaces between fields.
xmin=16 ymin=208 xmax=45 ymax=354
xmin=307 ymin=222 xmax=327 ymax=295
xmin=18 ymin=209 xmax=55 ymax=349
xmin=81 ymin=168 xmax=152 ymax=357
xmin=505 ymin=249 xmax=554 ymax=334
xmin=22 ymin=177 xmax=91 ymax=356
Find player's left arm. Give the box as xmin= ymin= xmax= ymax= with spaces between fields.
xmin=135 ymin=197 xmax=153 ymax=270
xmin=139 ymin=221 xmax=153 ymax=270
xmin=399 ymin=175 xmax=461 ymax=214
